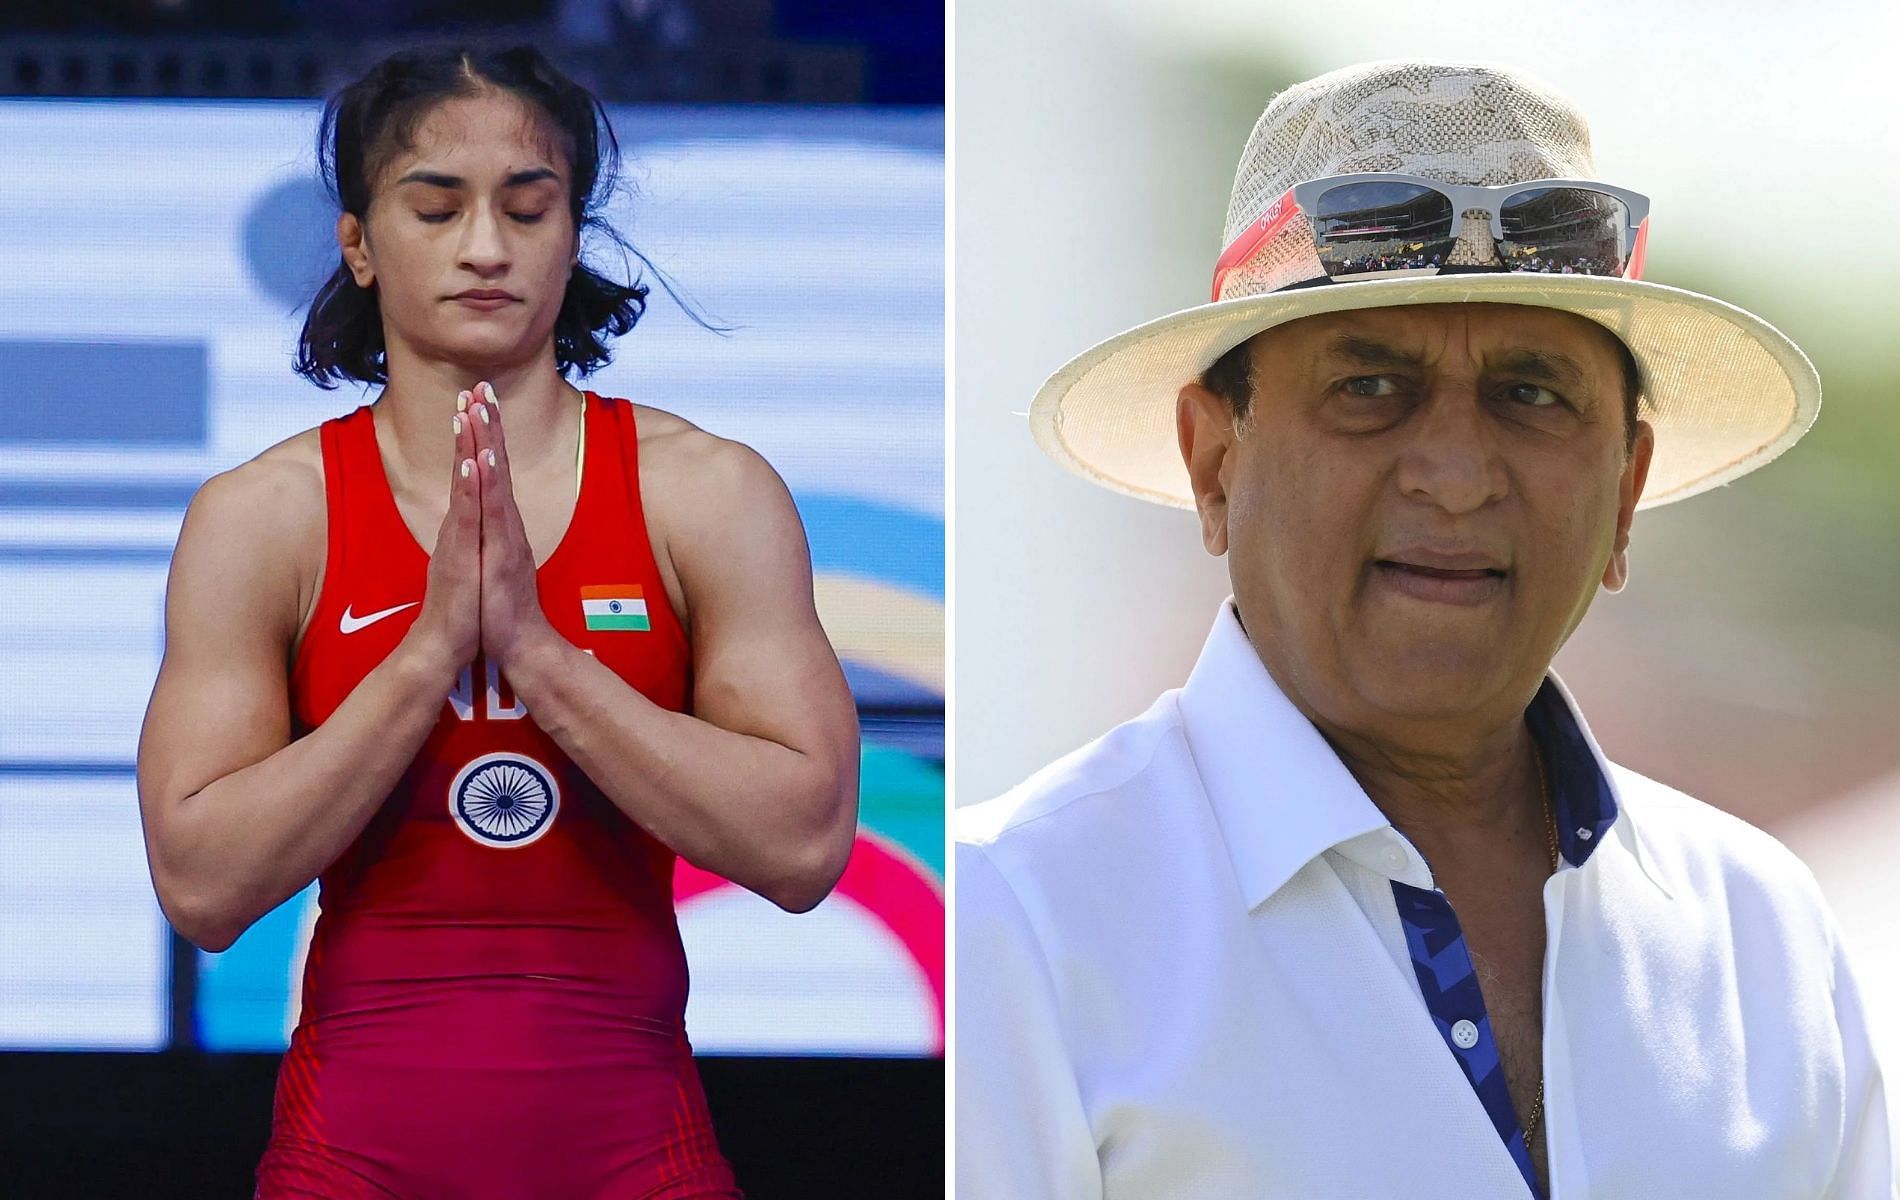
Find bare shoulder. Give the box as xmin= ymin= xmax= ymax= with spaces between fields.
xmin=186 ymin=426 xmax=325 ymax=549
xmin=172 ymin=426 xmax=328 ymax=639
xmin=630 ymin=403 xmax=795 ymax=522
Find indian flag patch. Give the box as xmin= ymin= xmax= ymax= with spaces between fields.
xmin=581 ymin=584 xmax=650 ymax=631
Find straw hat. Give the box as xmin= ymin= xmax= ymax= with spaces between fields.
xmin=1029 ymin=60 xmax=1820 ymax=510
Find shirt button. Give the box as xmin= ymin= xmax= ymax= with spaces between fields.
xmin=1451 ymin=1019 xmax=1480 ymax=1049
xmin=1383 ymin=847 xmax=1407 ymax=871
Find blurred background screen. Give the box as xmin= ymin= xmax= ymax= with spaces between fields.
xmin=0 ymin=18 xmax=942 ymax=1063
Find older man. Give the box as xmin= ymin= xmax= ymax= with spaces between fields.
xmin=955 ymin=61 xmax=1893 ymax=1199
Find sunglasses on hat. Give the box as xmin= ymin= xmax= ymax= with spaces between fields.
xmin=1211 ymin=173 xmax=1651 ymax=301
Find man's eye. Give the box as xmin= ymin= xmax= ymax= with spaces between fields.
xmin=417 ymin=212 xmax=454 ymax=223
xmin=1342 ymin=376 xmax=1399 ymax=397
xmin=1503 ymin=382 xmax=1561 ymax=408
xmin=510 ymin=213 xmax=546 ymax=224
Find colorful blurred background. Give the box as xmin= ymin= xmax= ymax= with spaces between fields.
xmin=0 ymin=4 xmax=941 ymax=1196
xmin=957 ymin=0 xmax=1900 ymax=1059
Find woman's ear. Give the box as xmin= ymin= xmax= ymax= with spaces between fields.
xmin=337 ymin=212 xmax=374 ymax=289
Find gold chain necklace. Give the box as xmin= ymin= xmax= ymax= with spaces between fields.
xmin=574 ymin=388 xmax=587 ymax=500
xmin=1524 ymin=741 xmax=1558 ymax=1156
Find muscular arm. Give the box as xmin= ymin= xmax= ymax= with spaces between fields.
xmin=136 ymin=450 xmax=471 ymax=952
xmin=502 ymin=434 xmax=860 ymax=913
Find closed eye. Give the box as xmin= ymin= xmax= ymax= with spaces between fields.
xmin=414 ymin=212 xmax=547 ymax=224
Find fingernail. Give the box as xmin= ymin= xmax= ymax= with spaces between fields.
xmin=477 ymin=404 xmax=490 ymax=426
xmin=484 ymin=449 xmax=496 ymax=468
xmin=460 ymin=458 xmax=472 ymax=478
xmin=456 ymin=391 xmax=469 ymax=412
xmin=483 ymin=382 xmax=497 ymax=403
xmin=452 ymin=413 xmax=463 ymax=435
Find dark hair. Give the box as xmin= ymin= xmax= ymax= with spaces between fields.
xmin=1200 ymin=321 xmax=1645 ymax=450
xmin=294 ymin=44 xmax=649 ymax=388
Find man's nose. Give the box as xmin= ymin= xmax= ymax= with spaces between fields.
xmin=1393 ymin=380 xmax=1508 ymax=515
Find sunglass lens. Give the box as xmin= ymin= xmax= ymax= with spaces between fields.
xmin=1497 ymin=188 xmax=1632 ymax=276
xmin=1310 ymin=182 xmax=1456 ymax=278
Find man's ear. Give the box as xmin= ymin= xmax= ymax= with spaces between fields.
xmin=338 ymin=212 xmax=374 ymax=289
xmin=1178 ymin=381 xmax=1239 ymax=557
xmin=1602 ymin=418 xmax=1654 ymax=593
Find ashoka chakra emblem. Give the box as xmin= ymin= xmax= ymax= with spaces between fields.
xmin=449 ymin=752 xmax=560 ymax=848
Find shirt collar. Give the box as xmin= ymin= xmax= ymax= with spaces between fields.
xmin=1176 ymin=599 xmax=1669 ymax=910
xmin=1536 ymin=670 xmax=1674 ymax=898
xmin=1527 ymin=675 xmax=1616 ymax=868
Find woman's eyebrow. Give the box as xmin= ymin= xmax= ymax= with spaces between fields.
xmin=394 ymin=167 xmax=561 ymax=189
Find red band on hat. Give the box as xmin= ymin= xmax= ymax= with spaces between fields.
xmin=1211 ymin=187 xmax=1301 ymax=302
xmin=1625 ymin=216 xmax=1649 ymax=281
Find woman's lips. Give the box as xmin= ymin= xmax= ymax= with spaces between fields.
xmin=452 ymin=294 xmax=516 ymax=311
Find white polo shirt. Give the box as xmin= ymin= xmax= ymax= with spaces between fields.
xmin=955 ymin=600 xmax=1894 ymax=1199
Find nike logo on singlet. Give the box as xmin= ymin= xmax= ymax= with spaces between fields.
xmin=339 ymin=601 xmax=420 ymax=634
